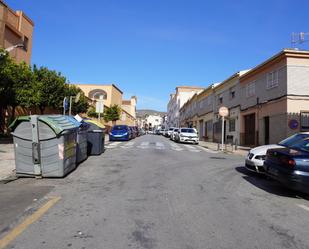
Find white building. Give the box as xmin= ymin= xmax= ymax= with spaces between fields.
xmin=167 ymin=86 xmax=204 ymax=128
xmin=145 ymin=114 xmax=163 ymax=130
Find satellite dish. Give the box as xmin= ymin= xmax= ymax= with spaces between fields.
xmin=75 ymin=92 xmax=81 ymax=103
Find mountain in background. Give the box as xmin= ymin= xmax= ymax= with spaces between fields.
xmin=136 ymin=109 xmax=167 ymax=118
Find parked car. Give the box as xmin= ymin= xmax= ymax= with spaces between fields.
xmin=162 ymin=129 xmax=168 ymax=136
xmin=130 ymin=126 xmax=137 ymax=138
xmin=245 ymin=144 xmax=284 ymax=173
xmin=154 ymin=129 xmax=161 ymax=135
xmin=174 ymin=128 xmax=199 ymax=144
xmin=264 ymin=133 xmax=309 ymax=194
xmin=139 ymin=128 xmax=145 ymax=135
xmin=167 ymin=127 xmax=175 ymax=137
xmin=109 ymin=125 xmax=130 ymax=141
xmin=133 ymin=126 xmax=140 ymax=136
xmin=245 ymin=132 xmax=309 ymax=174
xmin=170 ymin=128 xmax=179 ymax=141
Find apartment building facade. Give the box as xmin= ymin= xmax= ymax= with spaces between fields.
xmin=76 ymin=83 xmax=137 ymax=127
xmin=0 ymin=0 xmax=34 ymax=64
xmin=239 ymin=49 xmax=309 ymax=146
xmin=167 ymin=86 xmax=204 ymax=128
xmin=178 ymin=49 xmax=309 ymax=146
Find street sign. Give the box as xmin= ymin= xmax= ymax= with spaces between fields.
xmin=95 ymin=101 xmax=104 ymax=113
xmin=218 ymin=106 xmax=229 ymax=151
xmin=63 ymin=97 xmax=69 ymax=115
xmin=219 ymin=106 xmax=229 ymax=117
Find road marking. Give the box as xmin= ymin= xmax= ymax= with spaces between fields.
xmin=0 ymin=196 xmax=61 ymax=249
xmin=183 ymin=144 xmax=201 ymax=152
xmin=155 ymin=142 xmax=165 ymax=150
xmin=169 ymin=143 xmax=184 ymax=151
xmin=137 ymin=142 xmax=149 ymax=149
xmin=120 ymin=141 xmax=135 ymax=148
xmin=198 ymin=146 xmax=219 ymax=154
xmin=296 ymin=204 xmax=309 ymax=212
xmin=105 ymin=142 xmax=123 ymax=149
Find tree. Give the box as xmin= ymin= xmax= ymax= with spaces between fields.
xmin=33 ymin=65 xmax=66 ymax=114
xmin=0 ymin=55 xmax=34 ymax=122
xmin=104 ymin=104 xmax=121 ymax=125
xmin=64 ymin=84 xmax=89 ymax=115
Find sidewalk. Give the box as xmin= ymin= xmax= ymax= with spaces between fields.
xmin=0 ymin=143 xmax=15 ymax=181
xmin=199 ymin=140 xmax=250 ymax=157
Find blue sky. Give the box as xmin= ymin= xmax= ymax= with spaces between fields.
xmin=6 ymin=0 xmax=309 ymax=111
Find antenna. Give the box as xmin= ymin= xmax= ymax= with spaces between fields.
xmin=291 ymin=32 xmax=309 ymax=48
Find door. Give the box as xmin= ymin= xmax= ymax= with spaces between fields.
xmin=244 ymin=113 xmax=255 ymax=145
xmin=264 ymin=116 xmax=269 ymax=144
xmin=199 ymin=120 xmax=203 ymax=140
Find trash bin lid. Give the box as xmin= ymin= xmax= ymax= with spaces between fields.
xmin=84 ymin=119 xmax=105 ymax=129
xmin=64 ymin=115 xmax=90 ymax=129
xmin=10 ymin=115 xmax=80 ymax=136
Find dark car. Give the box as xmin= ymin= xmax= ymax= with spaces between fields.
xmin=134 ymin=126 xmax=140 ymax=136
xmin=109 ymin=125 xmax=130 ymax=141
xmin=264 ymin=133 xmax=309 ymax=194
xmin=129 ymin=126 xmax=137 ymax=138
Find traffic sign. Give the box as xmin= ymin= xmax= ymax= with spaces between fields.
xmin=219 ymin=106 xmax=229 ymax=117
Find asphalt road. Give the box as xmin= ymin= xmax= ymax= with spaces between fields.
xmin=1 ymin=135 xmax=309 ymax=249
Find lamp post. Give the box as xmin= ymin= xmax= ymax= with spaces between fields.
xmin=5 ymin=43 xmax=25 ymax=52
xmin=0 ymin=44 xmax=25 ymax=57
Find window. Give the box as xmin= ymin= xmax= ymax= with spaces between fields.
xmin=301 ymin=112 xmax=309 ymax=131
xmin=229 ymin=87 xmax=236 ymax=99
xmin=229 ymin=119 xmax=236 ymax=132
xmin=23 ymin=36 xmax=29 ymax=51
xmin=267 ymin=70 xmax=278 ymax=89
xmin=246 ymin=82 xmax=255 ymax=98
xmin=217 ymin=94 xmax=223 ymax=105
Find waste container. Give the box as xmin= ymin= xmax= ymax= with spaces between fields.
xmin=84 ymin=119 xmax=105 ymax=155
xmin=9 ymin=115 xmax=79 ymax=177
xmin=64 ymin=116 xmax=89 ymax=164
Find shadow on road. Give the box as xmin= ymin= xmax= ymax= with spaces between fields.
xmin=235 ymin=166 xmax=309 ymax=200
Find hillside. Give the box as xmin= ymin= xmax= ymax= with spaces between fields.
xmin=136 ymin=109 xmax=166 ymax=118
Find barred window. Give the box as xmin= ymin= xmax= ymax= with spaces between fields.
xmin=229 ymin=119 xmax=236 ymax=132
xmin=301 ymin=112 xmax=309 ymax=131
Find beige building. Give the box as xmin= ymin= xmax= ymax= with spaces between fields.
xmin=0 ymin=0 xmax=34 ymax=64
xmin=239 ymin=49 xmax=309 ymax=146
xmin=178 ymin=49 xmax=309 ymax=147
xmin=76 ymin=83 xmax=137 ymax=127
xmin=167 ymin=86 xmax=204 ymax=127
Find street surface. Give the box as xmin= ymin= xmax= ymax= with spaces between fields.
xmin=1 ymin=135 xmax=309 ymax=249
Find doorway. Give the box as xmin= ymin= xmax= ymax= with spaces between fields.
xmin=244 ymin=113 xmax=256 ymax=145
xmin=199 ymin=120 xmax=203 ymax=140
xmin=264 ymin=116 xmax=269 ymax=144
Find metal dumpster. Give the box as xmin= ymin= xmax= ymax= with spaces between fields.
xmin=64 ymin=116 xmax=89 ymax=164
xmin=9 ymin=115 xmax=79 ymax=177
xmin=84 ymin=119 xmax=105 ymax=155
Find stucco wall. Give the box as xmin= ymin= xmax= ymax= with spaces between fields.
xmin=240 ymin=59 xmax=288 ymax=110
xmin=287 ymin=64 xmax=309 ymax=95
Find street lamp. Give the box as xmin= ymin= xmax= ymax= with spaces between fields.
xmin=0 ymin=43 xmax=25 ymax=57
xmin=5 ymin=43 xmax=25 ymax=52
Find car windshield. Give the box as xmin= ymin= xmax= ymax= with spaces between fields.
xmin=180 ymin=128 xmax=196 ymax=133
xmin=174 ymin=129 xmax=179 ymax=132
xmin=112 ymin=125 xmax=127 ymax=131
xmin=279 ymin=133 xmax=309 ymax=147
xmin=287 ymin=138 xmax=309 ymax=152
xmin=169 ymin=128 xmax=174 ymax=131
